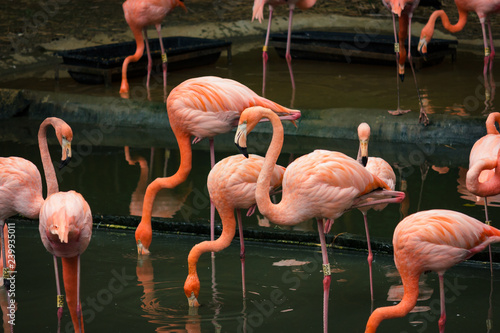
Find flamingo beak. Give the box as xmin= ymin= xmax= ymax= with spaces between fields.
xmin=59 ymin=137 xmax=72 ymax=169
xmin=418 ymin=38 xmax=428 ymax=60
xmin=137 ymin=241 xmax=151 ymax=256
xmin=234 ymin=122 xmax=249 ymax=158
xmin=359 ymin=140 xmax=368 ymax=167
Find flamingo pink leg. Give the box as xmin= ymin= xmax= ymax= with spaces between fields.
xmin=53 ymin=256 xmax=63 ymax=333
xmin=483 ymin=197 xmax=494 ymax=275
xmin=76 ymin=255 xmax=82 ymax=333
xmin=210 ymin=138 xmax=216 ymax=248
xmin=285 ymin=5 xmax=296 ymax=91
xmin=237 ymin=209 xmax=246 ymax=298
xmin=317 ymin=218 xmax=331 ymax=333
xmin=438 ymin=274 xmax=446 ymax=333
xmin=362 ymin=212 xmax=374 ymax=301
xmin=143 ymin=29 xmax=152 ymax=94
xmin=481 ymin=18 xmax=490 ymax=77
xmin=262 ymin=6 xmax=274 ymax=96
xmin=155 ymin=24 xmax=168 ymax=100
xmin=406 ymin=14 xmax=429 ymax=125
xmin=388 ymin=13 xmax=410 ymax=116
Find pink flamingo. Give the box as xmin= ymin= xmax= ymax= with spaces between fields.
xmin=135 ymin=76 xmax=301 ymax=255
xmin=382 ymin=0 xmax=429 ymax=125
xmin=0 ymin=117 xmax=72 ymax=282
xmin=234 ymin=106 xmax=405 ymax=333
xmin=39 ymin=191 xmax=92 ymax=333
xmin=184 ymin=154 xmax=285 ymax=306
xmin=365 ymin=209 xmax=500 ymax=333
xmin=252 ymin=0 xmax=317 ymax=94
xmin=418 ymin=0 xmax=500 ymax=76
xmin=120 ymin=0 xmax=187 ymax=99
xmin=356 ymin=122 xmax=397 ymax=301
xmin=466 ymin=112 xmax=500 ymax=272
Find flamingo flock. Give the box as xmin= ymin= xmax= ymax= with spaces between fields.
xmin=3 ymin=0 xmax=500 ymax=332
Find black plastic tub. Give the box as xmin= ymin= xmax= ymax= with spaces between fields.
xmin=55 ymin=36 xmax=232 ymax=85
xmin=269 ymin=31 xmax=457 ymax=68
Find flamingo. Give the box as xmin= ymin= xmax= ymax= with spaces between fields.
xmin=184 ymin=154 xmax=285 ymax=307
xmin=120 ymin=0 xmax=187 ymax=100
xmin=234 ymin=106 xmax=405 ymax=333
xmin=39 ymin=191 xmax=92 ymax=333
xmin=0 ymin=117 xmax=72 ymax=283
xmin=418 ymin=0 xmax=500 ymax=76
xmin=382 ymin=0 xmax=429 ymax=125
xmin=356 ymin=122 xmax=397 ymax=302
xmin=466 ymin=112 xmax=500 ymax=272
xmin=135 ymin=76 xmax=301 ymax=255
xmin=365 ymin=209 xmax=500 ymax=333
xmin=252 ymin=0 xmax=317 ymax=94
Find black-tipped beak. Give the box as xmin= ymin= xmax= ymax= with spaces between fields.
xmin=59 ymin=156 xmax=71 ymax=169
xmin=361 ymin=156 xmax=368 ymax=167
xmin=235 ymin=143 xmax=249 ymax=158
xmin=399 ymin=73 xmax=405 ymax=82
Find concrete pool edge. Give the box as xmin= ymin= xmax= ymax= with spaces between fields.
xmin=0 ymin=88 xmax=489 ymax=146
xmin=9 ymin=215 xmax=500 ymax=266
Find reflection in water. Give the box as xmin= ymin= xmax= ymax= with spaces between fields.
xmin=136 ymin=255 xmax=202 ymax=332
xmin=124 ymin=147 xmax=192 ymax=218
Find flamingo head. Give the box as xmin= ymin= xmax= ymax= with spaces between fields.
xmin=135 ymin=219 xmax=152 ymax=255
xmin=56 ymin=121 xmax=73 ymax=169
xmin=357 ymin=122 xmax=370 ymax=167
xmin=418 ymin=25 xmax=435 ymax=59
xmin=184 ymin=273 xmax=201 ymax=307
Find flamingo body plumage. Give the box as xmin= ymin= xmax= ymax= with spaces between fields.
xmin=135 ymin=76 xmax=300 ymax=255
xmin=39 ymin=191 xmax=92 ymax=333
xmin=366 ymin=209 xmax=500 ymax=333
xmin=184 ymin=154 xmax=285 ymax=306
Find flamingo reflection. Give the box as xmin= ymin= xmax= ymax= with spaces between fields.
xmin=124 ymin=147 xmax=192 ymax=219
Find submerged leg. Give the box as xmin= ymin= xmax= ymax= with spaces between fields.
xmin=317 ymin=218 xmax=331 ymax=333
xmin=483 ymin=197 xmax=494 ymax=276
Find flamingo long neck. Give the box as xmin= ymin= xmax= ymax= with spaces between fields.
xmin=425 ymin=8 xmax=468 ymax=38
xmin=186 ymin=206 xmax=236 ymax=290
xmin=365 ymin=272 xmax=419 ymax=333
xmin=61 ymin=256 xmax=84 ymax=333
xmin=255 ymin=111 xmax=296 ymax=225
xmin=486 ymin=113 xmax=500 ymax=135
xmin=466 ymin=158 xmax=500 ymax=197
xmin=120 ymin=27 xmax=145 ymax=90
xmin=38 ymin=118 xmax=59 ymax=197
xmin=138 ymin=128 xmax=192 ymax=229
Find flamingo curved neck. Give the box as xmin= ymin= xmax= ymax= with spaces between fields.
xmin=38 ymin=118 xmax=59 ymax=197
xmin=120 ymin=28 xmax=145 ymax=91
xmin=184 ymin=207 xmax=236 ymax=298
xmin=139 ymin=129 xmax=192 ymax=224
xmin=486 ymin=113 xmax=500 ymax=135
xmin=466 ymin=158 xmax=500 ymax=197
xmin=255 ymin=110 xmax=295 ymax=225
xmin=426 ymin=8 xmax=468 ymax=37
xmin=365 ymin=273 xmax=419 ymax=333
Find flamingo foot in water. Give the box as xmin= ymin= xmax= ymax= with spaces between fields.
xmin=388 ymin=108 xmax=411 ymax=116
xmin=419 ymin=107 xmax=430 ymax=126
